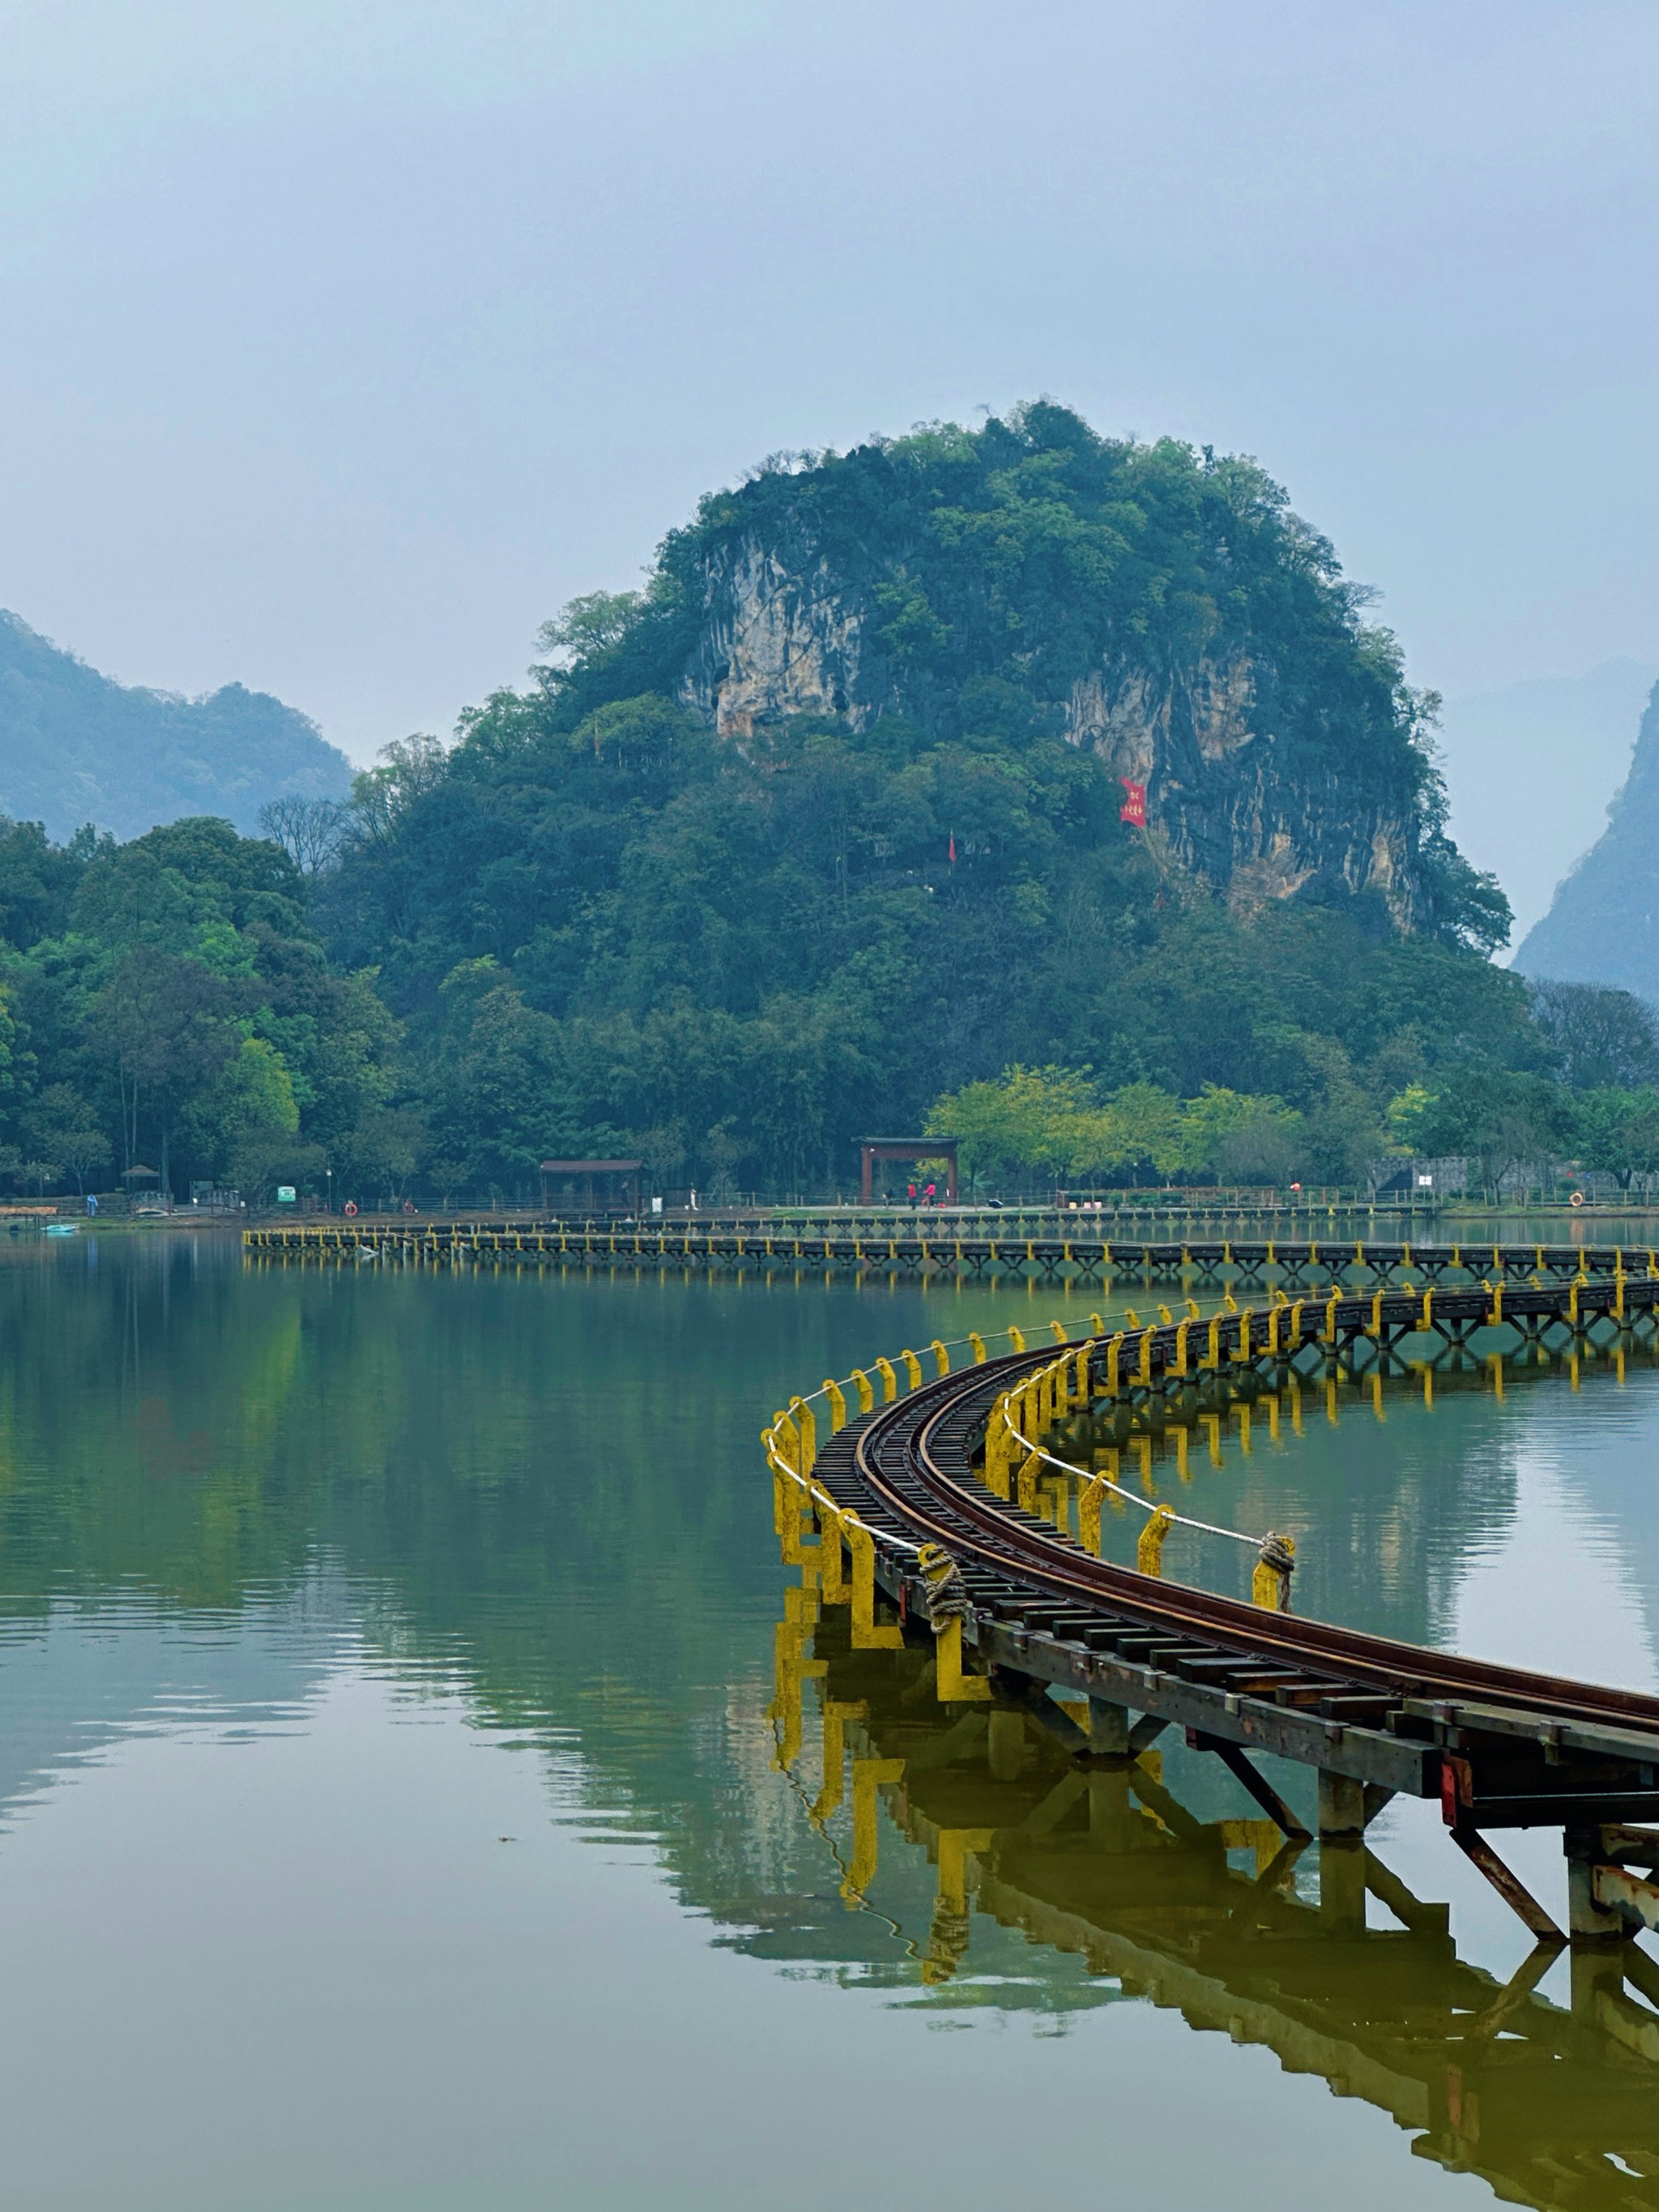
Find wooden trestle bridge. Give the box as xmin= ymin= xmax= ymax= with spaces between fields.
xmin=757 ymin=1243 xmax=1659 ymax=1962
xmin=247 ymin=1219 xmax=1659 ymax=1296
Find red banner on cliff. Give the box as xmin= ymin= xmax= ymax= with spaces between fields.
xmin=1119 ymin=778 xmax=1146 ymax=827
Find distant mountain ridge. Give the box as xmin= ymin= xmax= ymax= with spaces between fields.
xmin=1516 ymin=676 xmax=1659 ymax=991
xmin=0 ymin=611 xmax=352 ymax=843
xmin=1436 ymin=659 xmax=1659 ymax=950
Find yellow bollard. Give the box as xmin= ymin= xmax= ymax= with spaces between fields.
xmin=1049 ymin=1319 xmax=1068 ymax=1343
xmin=1106 ymin=1334 xmax=1123 ymax=1395
xmin=969 ymin=1332 xmax=987 ymax=1363
xmin=817 ymin=1498 xmax=847 ymax=1603
xmin=852 ymin=1368 xmax=875 ymax=1414
xmin=875 ymin=1356 xmax=898 ymax=1403
xmin=790 ymin=1397 xmax=817 ymax=1475
xmin=1137 ymin=1505 xmax=1176 ymax=1576
xmin=930 ymin=1338 xmax=950 ymax=1375
xmin=1205 ymin=1317 xmax=1221 ymax=1369
xmin=899 ymin=1348 xmax=923 ymax=1390
xmin=1078 ymin=1480 xmax=1103 ymax=1554
xmin=1252 ymin=1534 xmax=1295 ymax=1611
xmin=1017 ymin=1449 xmax=1042 ymax=1512
xmin=1073 ymin=1342 xmax=1093 ymax=1403
xmin=823 ymin=1379 xmax=848 ymax=1431
xmin=1090 ymin=1312 xmax=1107 ymax=1335
xmin=1323 ymin=1289 xmax=1341 ymax=1345
xmin=1008 ymin=1326 xmax=1026 ymax=1353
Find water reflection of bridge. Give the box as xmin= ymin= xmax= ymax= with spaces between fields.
xmin=779 ymin=1605 xmax=1659 ymax=2211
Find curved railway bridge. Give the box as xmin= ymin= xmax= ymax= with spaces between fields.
xmin=766 ymin=1257 xmax=1659 ymax=1958
xmin=246 ymin=1219 xmax=1657 ymax=1293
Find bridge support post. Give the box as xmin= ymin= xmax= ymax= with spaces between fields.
xmin=1087 ymin=1697 xmax=1130 ymax=1755
xmin=1566 ymin=1826 xmax=1626 ymax=1948
xmin=1318 ymin=1770 xmax=1367 ymax=1928
xmin=987 ymin=1709 xmax=1026 ymax=1782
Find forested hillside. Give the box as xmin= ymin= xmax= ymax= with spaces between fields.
xmin=0 ymin=612 xmax=352 ymax=842
xmin=317 ymin=404 xmax=1525 ymax=1197
xmin=4 ymin=404 xmax=1655 ymax=1207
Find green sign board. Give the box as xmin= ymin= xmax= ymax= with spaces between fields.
xmin=276 ymin=1186 xmax=297 ymax=1205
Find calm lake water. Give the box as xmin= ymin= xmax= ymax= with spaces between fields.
xmin=0 ymin=1230 xmax=1657 ymax=2209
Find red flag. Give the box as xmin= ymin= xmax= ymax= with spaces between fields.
xmin=948 ymin=831 xmax=957 ymax=864
xmin=1119 ymin=778 xmax=1146 ymax=827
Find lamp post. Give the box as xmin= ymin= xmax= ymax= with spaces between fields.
xmin=326 ymin=1166 xmax=333 ymax=1215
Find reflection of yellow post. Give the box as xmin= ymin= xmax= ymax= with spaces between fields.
xmin=1324 ymin=1377 xmax=1339 ymax=1426
xmin=922 ymin=1827 xmax=995 ymax=1983
xmin=1238 ymin=1403 xmax=1252 ymax=1456
xmin=769 ymin=1587 xmax=824 ymax=1770
xmin=1206 ymin=1414 xmax=1222 ymax=1467
xmin=1137 ymin=1436 xmax=1154 ymax=1492
xmin=1371 ymin=1371 xmax=1385 ymax=1422
xmin=1175 ymin=1426 xmax=1190 ymax=1483
xmin=842 ymin=1757 xmax=906 ymax=1906
xmin=845 ymin=1521 xmax=904 ymax=1649
xmin=808 ymin=1697 xmax=865 ymax=1821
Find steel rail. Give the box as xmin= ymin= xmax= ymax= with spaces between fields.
xmin=844 ymin=1345 xmax=1659 ymax=1741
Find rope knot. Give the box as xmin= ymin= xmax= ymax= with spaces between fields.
xmin=915 ymin=1541 xmax=972 ymax=1628
xmin=1257 ymin=1531 xmax=1296 ymax=1576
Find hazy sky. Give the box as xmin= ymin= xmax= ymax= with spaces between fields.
xmin=2 ymin=0 xmax=1657 ymax=764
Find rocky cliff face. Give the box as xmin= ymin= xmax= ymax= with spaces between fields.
xmin=680 ymin=529 xmax=1425 ymax=933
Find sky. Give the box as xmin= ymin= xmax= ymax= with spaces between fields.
xmin=2 ymin=0 xmax=1657 ymax=779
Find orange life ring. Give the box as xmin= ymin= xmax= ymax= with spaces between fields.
xmin=344 ymin=1200 xmax=358 ymax=1217
xmin=1569 ymin=1191 xmax=1584 ymax=1208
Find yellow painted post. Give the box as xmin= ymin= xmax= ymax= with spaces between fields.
xmin=875 ymin=1356 xmax=898 ymax=1403
xmin=852 ymin=1369 xmax=874 ymax=1414
xmin=824 ymin=1379 xmax=848 ymax=1433
xmin=790 ymin=1398 xmax=817 ymax=1475
xmin=900 ymin=1349 xmax=923 ymax=1390
xmin=1090 ymin=1312 xmax=1107 ymax=1335
xmin=1137 ymin=1327 xmax=1154 ymax=1383
xmin=1078 ymin=1480 xmax=1103 ymax=1554
xmin=1049 ymin=1319 xmax=1068 ymax=1344
xmin=1137 ymin=1505 xmax=1176 ymax=1576
xmin=817 ymin=1497 xmax=847 ymax=1603
xmin=1205 ymin=1317 xmax=1221 ymax=1369
xmin=1568 ymin=1281 xmax=1580 ymax=1330
xmin=1489 ymin=1281 xmax=1504 ymax=1329
xmin=1371 ymin=1288 xmax=1384 ymax=1337
xmin=846 ymin=1521 xmax=905 ymax=1650
xmin=1074 ymin=1343 xmax=1094 ymax=1403
xmin=1323 ymin=1289 xmax=1341 ymax=1345
xmin=931 ymin=1338 xmax=950 ymax=1375
xmin=1107 ymin=1334 xmax=1122 ymax=1395
xmin=1265 ymin=1303 xmax=1280 ymax=1356
xmin=1017 ymin=1450 xmax=1041 ymax=1511
xmin=1239 ymin=1308 xmax=1252 ymax=1362
xmin=1008 ymin=1326 xmax=1026 ymax=1353
xmin=934 ymin=1614 xmax=992 ymax=1702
